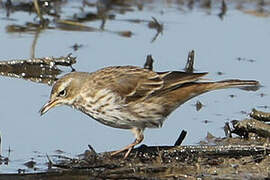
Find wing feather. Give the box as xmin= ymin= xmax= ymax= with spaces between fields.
xmin=91 ymin=66 xmax=208 ymax=103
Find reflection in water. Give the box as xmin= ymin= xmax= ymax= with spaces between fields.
xmin=218 ymin=0 xmax=227 ymax=20
xmin=0 ymin=135 xmax=9 ymax=166
xmin=31 ymin=28 xmax=41 ymax=58
xmin=148 ymin=17 xmax=163 ymax=43
xmin=3 ymin=0 xmax=270 ymax=48
xmin=70 ymin=43 xmax=84 ymax=51
xmin=3 ymin=0 xmax=62 ymax=18
xmin=4 ymin=0 xmax=135 ymax=38
xmin=0 ymin=54 xmax=76 ymax=86
xmin=5 ymin=0 xmax=269 ymax=44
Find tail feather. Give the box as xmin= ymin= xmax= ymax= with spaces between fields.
xmin=150 ymin=79 xmax=260 ymax=118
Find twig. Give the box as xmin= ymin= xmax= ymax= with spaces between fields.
xmin=143 ymin=55 xmax=154 ymax=71
xmin=88 ymin=145 xmax=97 ymax=155
xmin=184 ymin=50 xmax=195 ymax=73
xmin=224 ymin=122 xmax=232 ymax=138
xmin=46 ymin=154 xmax=53 ymax=169
xmin=174 ymin=130 xmax=187 ymax=146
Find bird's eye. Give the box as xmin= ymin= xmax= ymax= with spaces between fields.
xmin=58 ymin=89 xmax=67 ymax=97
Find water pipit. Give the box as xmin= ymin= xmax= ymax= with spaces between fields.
xmin=40 ymin=66 xmax=259 ymax=158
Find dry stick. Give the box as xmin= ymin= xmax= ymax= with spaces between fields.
xmin=224 ymin=122 xmax=232 ymax=138
xmin=56 ymin=19 xmax=132 ymax=38
xmin=55 ymin=19 xmax=99 ymax=32
xmin=174 ymin=130 xmax=187 ymax=146
xmin=144 ymin=55 xmax=154 ymax=71
xmin=184 ymin=50 xmax=195 ymax=73
xmin=88 ymin=145 xmax=97 ymax=155
xmin=46 ymin=154 xmax=53 ymax=170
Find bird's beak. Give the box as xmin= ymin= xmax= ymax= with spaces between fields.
xmin=40 ymin=99 xmax=60 ymax=116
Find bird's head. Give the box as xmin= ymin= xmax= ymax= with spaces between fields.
xmin=40 ymin=72 xmax=88 ymax=116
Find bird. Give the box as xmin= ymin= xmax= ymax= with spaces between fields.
xmin=40 ymin=65 xmax=259 ymax=158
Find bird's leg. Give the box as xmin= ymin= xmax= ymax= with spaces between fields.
xmin=111 ymin=128 xmax=144 ymax=158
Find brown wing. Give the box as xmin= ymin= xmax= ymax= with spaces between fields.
xmin=150 ymin=71 xmax=208 ymax=97
xmin=95 ymin=66 xmax=208 ymax=103
xmin=106 ymin=66 xmax=164 ymax=102
xmin=158 ymin=71 xmax=208 ymax=89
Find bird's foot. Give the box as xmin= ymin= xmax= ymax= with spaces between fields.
xmin=111 ymin=128 xmax=144 ymax=159
xmin=111 ymin=147 xmax=133 ymax=159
